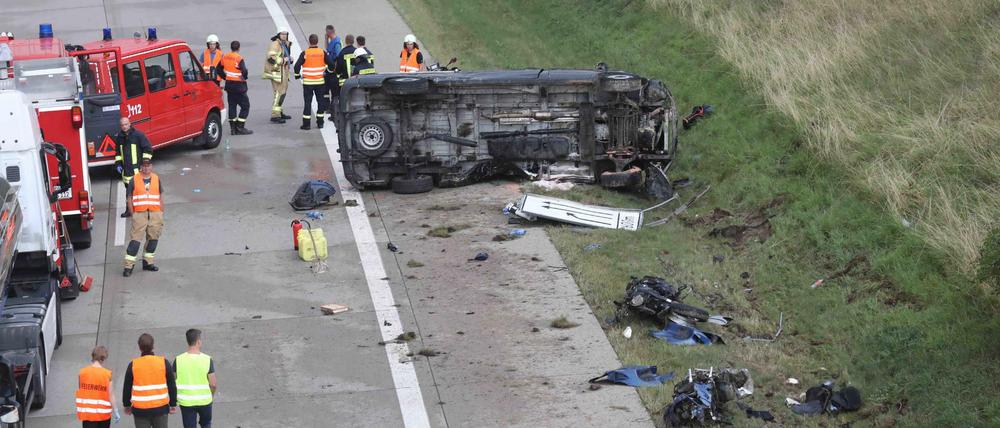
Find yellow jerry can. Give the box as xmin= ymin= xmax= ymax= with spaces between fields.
xmin=297 ymin=227 xmax=328 ymax=261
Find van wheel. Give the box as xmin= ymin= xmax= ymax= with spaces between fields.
xmin=383 ymin=76 xmax=430 ymax=96
xmin=600 ymin=73 xmax=643 ymax=93
xmin=198 ymin=112 xmax=223 ymax=149
xmin=391 ymin=175 xmax=434 ymax=194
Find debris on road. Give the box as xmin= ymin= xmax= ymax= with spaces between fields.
xmin=505 ymin=194 xmax=648 ymax=231
xmin=651 ymin=321 xmax=724 ymax=345
xmin=387 ymin=242 xmax=399 ymax=252
xmin=320 ymin=303 xmax=349 ymax=315
xmin=584 ymin=243 xmax=602 ymax=252
xmin=469 ymin=252 xmax=489 ymax=262
xmin=589 ymin=365 xmax=674 ymax=387
xmin=416 ymin=348 xmax=440 ymax=357
xmin=550 ymin=316 xmax=580 ymax=329
xmin=344 ymin=199 xmax=359 ymax=207
xmin=789 ymin=381 xmax=863 ymax=416
xmin=530 ymin=180 xmax=575 ymax=192
xmin=306 ymin=211 xmax=324 ymax=220
xmin=682 ymin=104 xmax=714 ymax=129
xmin=786 ymin=377 xmax=800 ymax=385
xmin=395 ymin=331 xmax=417 ymax=342
xmin=406 ymin=260 xmax=424 ymax=268
xmin=736 ymin=403 xmax=775 ymax=422
xmin=290 ymin=180 xmax=337 ymax=210
xmin=622 ymin=326 xmax=632 ymax=339
xmin=645 ymin=185 xmax=711 ymax=227
xmin=427 ymin=224 xmax=470 ymax=238
xmin=810 ymin=279 xmax=825 ymax=289
xmin=614 ymin=276 xmax=711 ymax=327
xmin=663 ymin=367 xmax=753 ymax=426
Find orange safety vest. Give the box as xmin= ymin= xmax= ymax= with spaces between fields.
xmin=130 ymin=355 xmax=169 ymax=409
xmin=399 ymin=48 xmax=420 ymax=73
xmin=76 ymin=366 xmax=113 ymax=421
xmin=131 ymin=173 xmax=161 ymax=212
xmin=221 ymin=52 xmax=244 ymax=82
xmin=201 ymin=49 xmax=222 ymax=77
xmin=300 ymin=47 xmax=327 ymax=85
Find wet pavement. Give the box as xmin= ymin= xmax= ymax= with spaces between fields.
xmin=6 ymin=1 xmax=650 ymax=427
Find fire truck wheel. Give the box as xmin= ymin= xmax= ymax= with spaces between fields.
xmin=391 ymin=175 xmax=434 ymax=194
xmin=198 ymin=112 xmax=224 ymax=149
xmin=69 ymin=226 xmax=92 ymax=250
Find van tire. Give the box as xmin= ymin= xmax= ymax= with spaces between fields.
xmin=600 ymin=73 xmax=643 ymax=93
xmin=30 ymin=344 xmax=46 ymax=409
xmin=198 ymin=112 xmax=223 ymax=149
xmin=383 ymin=77 xmax=430 ymax=96
xmin=391 ymin=175 xmax=434 ymax=194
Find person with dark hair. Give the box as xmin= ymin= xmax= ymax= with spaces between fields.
xmin=334 ymin=34 xmax=357 ymax=87
xmin=293 ymin=33 xmax=335 ymax=130
xmin=76 ymin=346 xmax=120 ymax=427
xmin=323 ymin=25 xmax=342 ymax=112
xmin=351 ymin=35 xmax=375 ymax=76
xmin=123 ymin=333 xmax=177 ymax=428
xmin=174 ymin=329 xmax=216 ymax=428
xmin=221 ymin=40 xmax=252 ymax=135
xmin=399 ymin=34 xmax=423 ymax=72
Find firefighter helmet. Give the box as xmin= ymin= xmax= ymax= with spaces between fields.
xmin=206 ymin=34 xmax=219 ymax=44
xmin=403 ymin=34 xmax=416 ymax=44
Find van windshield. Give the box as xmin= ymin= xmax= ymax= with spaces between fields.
xmin=8 ymin=57 xmax=79 ymax=101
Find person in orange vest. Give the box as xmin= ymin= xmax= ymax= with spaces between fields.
xmin=221 ymin=40 xmax=253 ymax=135
xmin=293 ymin=34 xmax=335 ymax=130
xmin=76 ymin=346 xmax=120 ymax=427
xmin=123 ymin=159 xmax=163 ymax=277
xmin=399 ymin=34 xmax=423 ymax=73
xmin=201 ymin=34 xmax=223 ymax=85
xmin=123 ymin=333 xmax=177 ymax=428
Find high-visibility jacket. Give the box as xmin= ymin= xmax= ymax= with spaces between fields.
xmin=201 ymin=49 xmax=222 ymax=80
xmin=299 ymin=47 xmax=328 ymax=85
xmin=132 ymin=173 xmax=161 ymax=212
xmin=352 ymin=49 xmax=376 ymax=76
xmin=76 ymin=366 xmax=113 ymax=421
xmin=130 ymin=355 xmax=169 ymax=409
xmin=175 ymin=352 xmax=213 ymax=407
xmin=221 ymin=52 xmax=245 ymax=82
xmin=262 ymin=39 xmax=290 ymax=82
xmin=399 ymin=48 xmax=420 ymax=73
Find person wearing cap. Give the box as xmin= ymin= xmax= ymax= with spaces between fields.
xmin=399 ymin=34 xmax=423 ymax=73
xmin=201 ymin=35 xmax=223 ymax=84
xmin=263 ymin=28 xmax=293 ymax=124
xmin=123 ymin=159 xmax=163 ymax=277
xmin=76 ymin=346 xmax=121 ymax=427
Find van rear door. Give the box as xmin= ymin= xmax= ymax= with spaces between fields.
xmin=70 ymin=48 xmax=123 ymax=165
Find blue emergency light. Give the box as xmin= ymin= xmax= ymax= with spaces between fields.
xmin=39 ymin=24 xmax=53 ymax=39
xmin=103 ymin=28 xmax=112 ymax=41
xmin=147 ymin=27 xmax=157 ymax=41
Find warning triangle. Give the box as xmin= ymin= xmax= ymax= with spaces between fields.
xmin=97 ymin=134 xmax=116 ymax=156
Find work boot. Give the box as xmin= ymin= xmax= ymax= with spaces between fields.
xmin=120 ymin=211 xmax=131 ymax=218
xmin=235 ymin=122 xmax=254 ymax=135
xmin=300 ymin=118 xmax=311 ymax=130
xmin=317 ymin=117 xmax=324 ymax=129
xmin=270 ymin=117 xmax=286 ymax=124
xmin=229 ymin=122 xmax=238 ymax=135
xmin=122 ymin=267 xmax=133 ymax=277
xmin=280 ymin=112 xmax=292 ymax=120
xmin=142 ymin=261 xmax=159 ymax=272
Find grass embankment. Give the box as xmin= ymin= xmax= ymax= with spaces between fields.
xmin=391 ymin=0 xmax=1000 ymax=426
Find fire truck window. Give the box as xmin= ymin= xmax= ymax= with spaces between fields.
xmin=144 ymin=53 xmax=176 ymax=92
xmin=179 ymin=51 xmax=201 ymax=82
xmin=123 ymin=61 xmax=145 ymax=99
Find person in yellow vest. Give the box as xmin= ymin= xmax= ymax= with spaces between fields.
xmin=293 ymin=34 xmax=335 ymax=130
xmin=174 ymin=329 xmax=216 ymax=428
xmin=76 ymin=346 xmax=120 ymax=428
xmin=263 ymin=28 xmax=292 ymax=124
xmin=123 ymin=159 xmax=163 ymax=277
xmin=221 ymin=40 xmax=253 ymax=135
xmin=351 ymin=35 xmax=376 ymax=76
xmin=399 ymin=34 xmax=423 ymax=73
xmin=201 ymin=34 xmax=223 ymax=85
xmin=123 ymin=333 xmax=177 ymax=428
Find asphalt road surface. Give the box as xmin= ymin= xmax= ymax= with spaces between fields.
xmin=5 ymin=1 xmax=650 ymax=426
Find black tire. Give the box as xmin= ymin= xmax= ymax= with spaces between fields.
xmin=56 ymin=286 xmax=64 ymax=346
xmin=198 ymin=112 xmax=223 ymax=149
xmin=668 ymin=302 xmax=710 ymax=323
xmin=391 ymin=175 xmax=434 ymax=194
xmin=353 ymin=118 xmax=394 ymax=157
xmin=383 ymin=76 xmax=430 ymax=95
xmin=600 ymin=73 xmax=643 ymax=93
xmin=30 ymin=343 xmax=46 ymax=409
xmin=68 ymin=221 xmax=92 ymax=249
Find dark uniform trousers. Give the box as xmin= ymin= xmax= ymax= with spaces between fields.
xmin=225 ymin=81 xmax=250 ymax=123
xmin=302 ymin=84 xmax=328 ymax=123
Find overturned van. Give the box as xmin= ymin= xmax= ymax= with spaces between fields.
xmin=336 ymin=66 xmax=678 ymax=197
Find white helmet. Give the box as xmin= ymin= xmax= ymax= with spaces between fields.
xmin=403 ymin=34 xmax=416 ymax=43
xmin=276 ymin=27 xmax=289 ymax=35
xmin=206 ymin=34 xmax=219 ymax=44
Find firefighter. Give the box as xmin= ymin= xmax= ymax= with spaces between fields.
xmin=123 ymin=333 xmax=177 ymax=428
xmin=334 ymin=34 xmax=356 ymax=88
xmin=201 ymin=34 xmax=223 ymax=84
xmin=351 ymin=36 xmax=376 ymax=76
xmin=221 ymin=40 xmax=253 ymax=135
xmin=293 ymin=34 xmax=335 ymax=130
xmin=76 ymin=346 xmax=121 ymax=427
xmin=123 ymin=159 xmax=163 ymax=277
xmin=399 ymin=34 xmax=423 ymax=73
xmin=114 ymin=117 xmax=152 ymax=218
xmin=263 ymin=28 xmax=293 ymax=124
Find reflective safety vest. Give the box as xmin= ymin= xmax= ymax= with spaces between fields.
xmin=221 ymin=52 xmax=244 ymax=82
xmin=300 ymin=47 xmax=327 ymax=86
xmin=132 ymin=173 xmax=161 ymax=212
xmin=353 ymin=52 xmax=376 ymax=75
xmin=130 ymin=355 xmax=169 ymax=409
xmin=399 ymin=48 xmax=420 ymax=73
xmin=338 ymin=52 xmax=355 ymax=85
xmin=76 ymin=366 xmax=113 ymax=421
xmin=175 ymin=352 xmax=213 ymax=407
xmin=201 ymin=49 xmax=222 ymax=79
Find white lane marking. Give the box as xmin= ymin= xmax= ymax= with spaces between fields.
xmin=262 ymin=1 xmax=431 ymax=427
xmin=115 ymin=181 xmax=126 ymax=246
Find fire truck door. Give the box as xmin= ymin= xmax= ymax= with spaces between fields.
xmin=120 ymin=60 xmax=152 ymax=136
xmin=142 ymin=52 xmax=185 ymax=145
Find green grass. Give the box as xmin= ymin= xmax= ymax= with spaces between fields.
xmin=390 ymin=0 xmax=1000 ymax=426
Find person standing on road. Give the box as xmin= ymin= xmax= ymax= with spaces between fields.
xmin=76 ymin=346 xmax=120 ymax=427
xmin=323 ymin=25 xmax=342 ymax=116
xmin=399 ymin=34 xmax=423 ymax=73
xmin=114 ymin=116 xmax=152 ymax=218
xmin=221 ymin=40 xmax=253 ymax=135
xmin=174 ymin=329 xmax=217 ymax=428
xmin=201 ymin=35 xmax=223 ymax=85
xmin=123 ymin=159 xmax=163 ymax=277
xmin=123 ymin=334 xmax=177 ymax=428
xmin=334 ymin=34 xmax=356 ymax=88
xmin=293 ymin=34 xmax=335 ymax=130
xmin=263 ymin=28 xmax=293 ymax=124
xmin=351 ymin=36 xmax=376 ymax=76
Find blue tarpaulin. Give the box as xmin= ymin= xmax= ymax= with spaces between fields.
xmin=651 ymin=321 xmax=725 ymax=345
xmin=588 ymin=365 xmax=675 ymax=387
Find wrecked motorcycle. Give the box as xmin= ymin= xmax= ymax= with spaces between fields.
xmin=665 ymin=368 xmax=754 ymax=427
xmin=615 ymin=276 xmax=710 ymax=326
xmin=426 ymin=57 xmax=460 ymax=72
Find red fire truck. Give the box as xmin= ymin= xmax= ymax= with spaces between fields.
xmin=0 ymin=29 xmax=95 ymax=248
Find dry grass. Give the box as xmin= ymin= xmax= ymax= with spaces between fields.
xmin=654 ymin=0 xmax=1000 ymax=270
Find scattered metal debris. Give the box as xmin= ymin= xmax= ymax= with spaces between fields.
xmin=320 ymin=303 xmax=349 ymax=315
xmin=589 ymin=365 xmax=674 ymax=387
xmin=664 ymin=367 xmax=752 ymax=426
